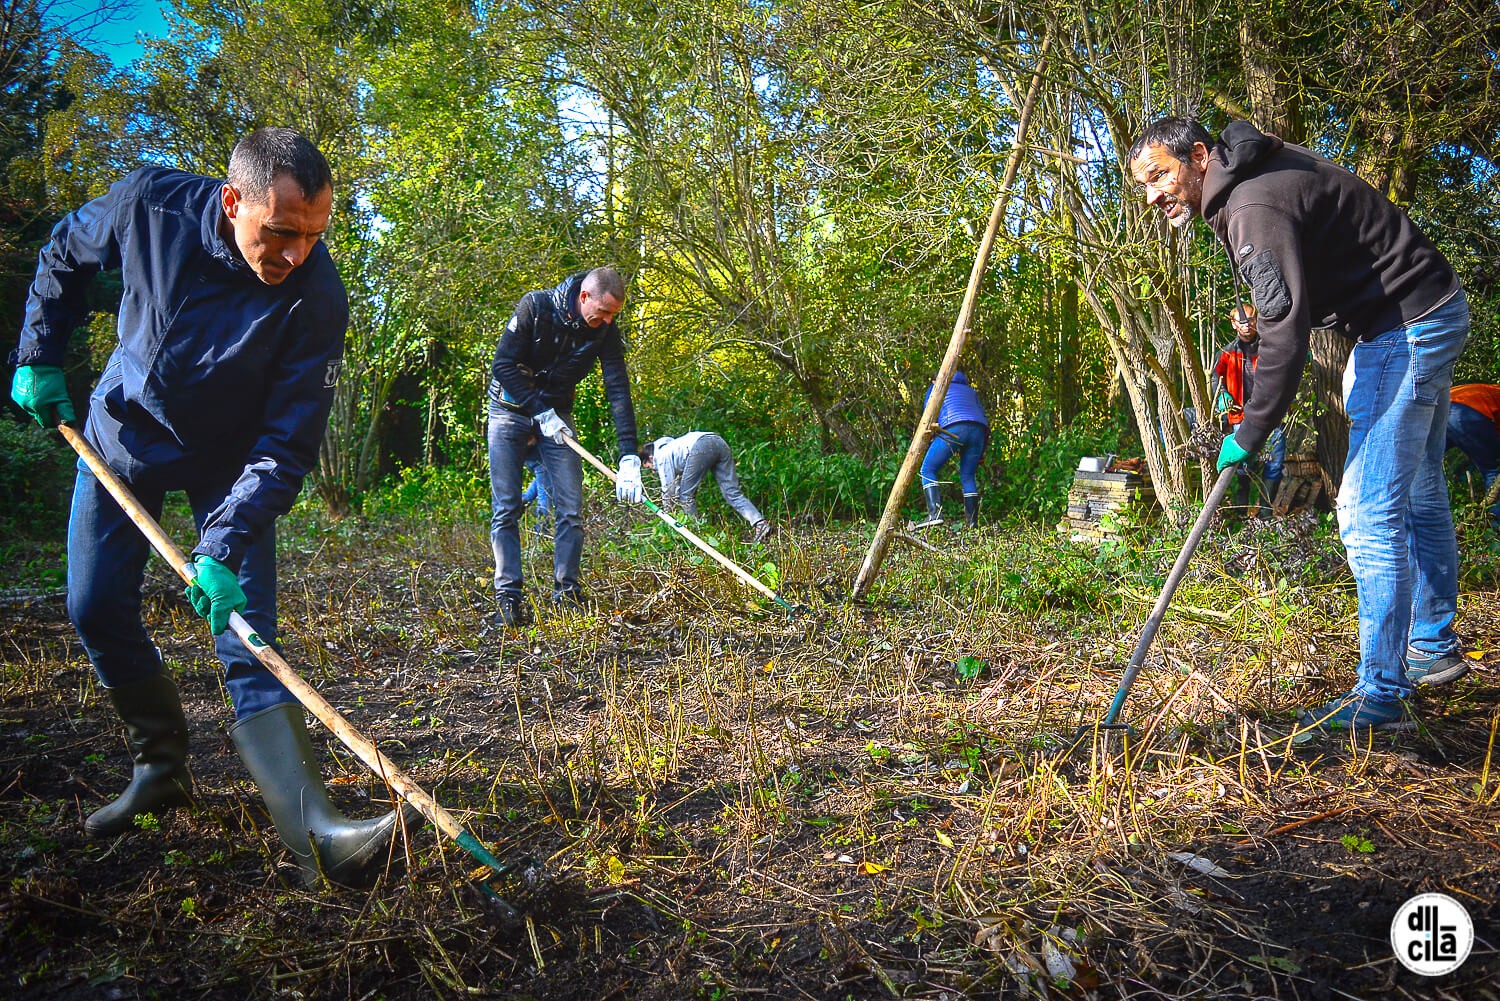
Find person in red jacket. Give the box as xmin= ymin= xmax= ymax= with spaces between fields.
xmin=1447 ymin=383 xmax=1500 ymax=534
xmin=1210 ymin=303 xmax=1285 ymax=511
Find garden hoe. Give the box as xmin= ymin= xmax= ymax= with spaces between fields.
xmin=58 ymin=422 xmax=534 ymax=920
xmin=1064 ymin=464 xmax=1240 ymax=757
xmin=561 ymin=434 xmax=809 ymax=615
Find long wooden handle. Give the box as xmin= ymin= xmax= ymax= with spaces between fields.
xmin=559 ymin=434 xmax=793 ymax=610
xmin=58 ymin=423 xmax=469 ymax=842
xmin=851 ymin=33 xmax=1052 ymax=600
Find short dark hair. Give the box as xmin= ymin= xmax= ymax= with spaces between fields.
xmin=583 ymin=266 xmax=626 ymax=302
xmin=228 ymin=128 xmax=332 ymax=204
xmin=1127 ymin=117 xmax=1215 ymax=165
xmin=639 ymin=441 xmax=655 ymax=464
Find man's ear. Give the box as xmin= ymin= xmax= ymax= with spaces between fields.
xmin=221 ymin=184 xmax=241 ymax=220
xmin=1190 ymin=142 xmax=1212 ymax=170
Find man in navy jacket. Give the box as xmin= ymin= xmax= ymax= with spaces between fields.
xmin=10 ymin=128 xmax=404 ymax=884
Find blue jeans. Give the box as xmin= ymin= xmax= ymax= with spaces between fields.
xmin=488 ymin=407 xmax=585 ymax=600
xmin=920 ymin=421 xmax=988 ymax=497
xmin=67 ymin=460 xmax=293 ymax=719
xmin=522 ymin=452 xmax=552 ymax=516
xmin=1234 ymin=425 xmax=1286 ymax=506
xmin=1337 ymin=291 xmax=1468 ymax=702
xmin=1447 ymin=401 xmax=1500 ymax=531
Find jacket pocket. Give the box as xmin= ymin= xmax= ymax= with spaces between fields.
xmin=1240 ymin=251 xmax=1293 ymax=321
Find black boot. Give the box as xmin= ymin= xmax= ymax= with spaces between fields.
xmin=913 ymin=485 xmax=944 ymax=529
xmin=85 ymin=673 xmax=195 ymax=837
xmin=964 ymin=493 xmax=980 ymax=528
xmin=230 ymin=703 xmax=410 ymax=886
xmin=493 ymin=594 xmax=531 ymax=628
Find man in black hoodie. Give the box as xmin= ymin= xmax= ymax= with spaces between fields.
xmin=1128 ymin=118 xmax=1470 ymax=733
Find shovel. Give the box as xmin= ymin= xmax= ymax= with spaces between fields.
xmin=1069 ymin=465 xmax=1239 ymax=751
xmin=559 ymin=434 xmax=807 ymax=615
xmin=58 ymin=422 xmax=528 ymax=916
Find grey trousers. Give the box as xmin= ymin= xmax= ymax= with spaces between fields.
xmin=673 ymin=434 xmax=765 ymax=526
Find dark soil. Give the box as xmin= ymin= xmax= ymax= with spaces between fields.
xmin=3 ymin=512 xmax=1498 ymax=1000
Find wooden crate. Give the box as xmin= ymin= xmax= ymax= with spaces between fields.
xmin=1057 ymin=468 xmax=1157 ymax=542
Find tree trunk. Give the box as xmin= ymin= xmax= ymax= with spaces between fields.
xmin=1057 ymin=272 xmax=1081 ymax=423
xmin=1309 ymin=329 xmax=1352 ymax=496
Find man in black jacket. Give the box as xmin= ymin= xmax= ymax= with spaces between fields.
xmin=486 ymin=267 xmax=644 ymax=626
xmin=1129 ymin=118 xmax=1469 ymax=733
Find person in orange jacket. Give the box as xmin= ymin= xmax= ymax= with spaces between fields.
xmin=1447 ymin=383 xmax=1500 ymax=533
xmin=1210 ymin=303 xmax=1285 ymax=510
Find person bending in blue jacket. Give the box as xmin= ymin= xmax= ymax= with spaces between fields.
xmin=522 ymin=447 xmax=553 ymax=536
xmin=915 ymin=371 xmax=990 ymax=528
xmin=9 ymin=129 xmax=404 ymax=885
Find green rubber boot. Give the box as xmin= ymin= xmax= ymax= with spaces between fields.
xmin=913 ymin=485 xmax=944 ymax=529
xmin=229 ymin=703 xmax=409 ymax=886
xmin=85 ymin=673 xmax=195 ymax=837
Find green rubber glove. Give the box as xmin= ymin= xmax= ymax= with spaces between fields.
xmin=10 ymin=365 xmax=75 ymax=427
xmin=1214 ymin=391 xmax=1236 ymax=415
xmin=1217 ymin=435 xmax=1251 ymax=471
xmin=185 ymin=555 xmax=246 ymax=634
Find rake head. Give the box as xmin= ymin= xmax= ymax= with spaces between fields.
xmin=466 ymin=856 xmax=547 ymax=923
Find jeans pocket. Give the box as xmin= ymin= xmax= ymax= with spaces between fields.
xmin=1408 ymin=295 xmax=1469 ymax=404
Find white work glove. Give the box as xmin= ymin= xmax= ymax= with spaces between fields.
xmin=536 ymin=408 xmax=571 ymax=443
xmin=616 ymin=454 xmax=645 ymax=504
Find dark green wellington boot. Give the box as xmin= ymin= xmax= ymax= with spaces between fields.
xmin=964 ymin=493 xmax=980 ymax=528
xmin=913 ymin=484 xmax=944 ymax=529
xmin=85 ymin=673 xmax=195 ymax=837
xmin=229 ymin=703 xmax=410 ymax=886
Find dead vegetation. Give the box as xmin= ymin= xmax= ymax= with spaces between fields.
xmin=2 ymin=498 xmax=1498 ymax=1000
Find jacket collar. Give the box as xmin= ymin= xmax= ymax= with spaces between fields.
xmin=1201 ymin=120 xmax=1285 ymax=223
xmin=200 ymin=181 xmax=258 ymax=278
xmin=550 ymin=272 xmax=588 ymax=329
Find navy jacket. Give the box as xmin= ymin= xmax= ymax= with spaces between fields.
xmin=14 ymin=166 xmax=348 ymax=569
xmin=488 ymin=272 xmax=639 ymax=456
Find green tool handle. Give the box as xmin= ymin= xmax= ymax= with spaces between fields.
xmin=560 ymin=435 xmax=797 ymax=614
xmin=58 ymin=422 xmax=509 ymax=879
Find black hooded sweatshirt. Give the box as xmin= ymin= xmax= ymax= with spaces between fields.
xmin=1200 ymin=122 xmax=1459 ymax=452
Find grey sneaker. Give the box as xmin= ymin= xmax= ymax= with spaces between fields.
xmin=751 ymin=520 xmax=774 ymax=544
xmin=1405 ymin=647 xmax=1470 ymax=688
xmin=1297 ymin=691 xmax=1416 ymax=734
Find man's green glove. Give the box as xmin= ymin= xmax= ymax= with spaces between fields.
xmin=1216 ymin=435 xmax=1252 ymax=471
xmin=1214 ymin=391 xmax=1236 ymax=415
xmin=10 ymin=365 xmax=75 ymax=427
xmin=185 ymin=555 xmax=246 ymax=634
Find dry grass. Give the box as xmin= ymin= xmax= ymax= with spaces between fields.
xmin=2 ymin=498 xmax=1498 ymax=999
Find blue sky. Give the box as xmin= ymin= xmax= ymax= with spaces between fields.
xmin=89 ymin=1 xmax=172 ymax=66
